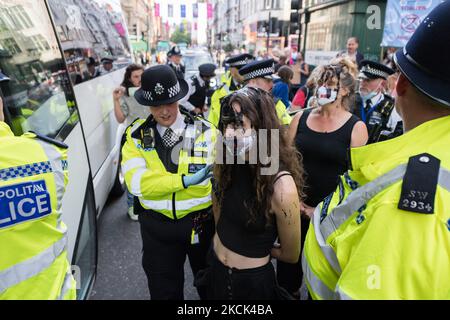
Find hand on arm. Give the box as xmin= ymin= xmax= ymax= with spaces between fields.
xmin=300 ymin=202 xmax=315 ymax=219
xmin=182 ymin=164 xmax=213 ymax=188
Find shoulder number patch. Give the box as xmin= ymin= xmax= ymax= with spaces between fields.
xmin=398 ymin=153 xmax=440 ymax=214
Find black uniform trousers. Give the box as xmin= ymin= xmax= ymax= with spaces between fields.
xmin=138 ymin=206 xmax=214 ymax=300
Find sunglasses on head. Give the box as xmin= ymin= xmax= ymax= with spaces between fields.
xmin=219 ymin=87 xmax=270 ymax=131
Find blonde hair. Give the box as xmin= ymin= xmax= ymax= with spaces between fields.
xmin=313 ymin=60 xmax=357 ymax=111
xmin=329 ymin=57 xmax=359 ymax=78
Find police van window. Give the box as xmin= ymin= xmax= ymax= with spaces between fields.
xmin=47 ymin=0 xmax=132 ymax=84
xmin=0 ymin=0 xmax=78 ymax=139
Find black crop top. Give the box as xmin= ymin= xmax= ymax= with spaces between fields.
xmin=216 ymin=164 xmax=278 ymax=258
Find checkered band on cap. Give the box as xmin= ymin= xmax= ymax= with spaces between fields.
xmin=361 ymin=65 xmax=389 ymax=79
xmin=0 ymin=161 xmax=53 ymax=181
xmin=142 ymin=90 xmax=153 ymax=101
xmin=243 ymin=66 xmax=275 ymax=81
xmin=168 ymin=82 xmax=180 ymax=98
xmin=229 ymin=58 xmax=251 ymax=67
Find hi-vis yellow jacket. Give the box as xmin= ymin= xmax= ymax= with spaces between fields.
xmin=121 ymin=116 xmax=216 ymax=220
xmin=303 ymin=115 xmax=450 ymax=300
xmin=0 ymin=122 xmax=76 ymax=300
xmin=220 ymin=70 xmax=231 ymax=86
xmin=275 ymin=99 xmax=292 ymax=126
xmin=208 ymin=75 xmax=237 ymax=128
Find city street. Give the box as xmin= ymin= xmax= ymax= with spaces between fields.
xmin=1 ymin=0 xmax=448 ymax=302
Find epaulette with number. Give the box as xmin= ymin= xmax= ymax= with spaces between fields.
xmin=29 ymin=131 xmax=68 ymax=149
xmin=398 ymin=153 xmax=440 ymax=214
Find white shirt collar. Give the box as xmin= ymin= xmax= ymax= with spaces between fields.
xmin=156 ymin=111 xmax=186 ymax=138
xmin=370 ymin=92 xmax=384 ymax=106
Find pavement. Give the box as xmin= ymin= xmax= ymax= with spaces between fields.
xmin=89 ymin=192 xmax=199 ymax=300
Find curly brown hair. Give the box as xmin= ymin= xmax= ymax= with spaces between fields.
xmin=213 ymin=88 xmax=305 ymax=227
xmin=121 ymin=64 xmax=144 ymax=96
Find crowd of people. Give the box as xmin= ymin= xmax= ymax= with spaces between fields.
xmin=108 ymin=1 xmax=449 ymax=301
xmin=111 ymin=1 xmax=448 ymax=299
xmin=115 ymin=1 xmax=450 ymax=299
xmin=1 ymin=2 xmax=448 ymax=301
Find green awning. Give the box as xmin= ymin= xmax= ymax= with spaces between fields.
xmin=131 ymin=40 xmax=148 ymax=52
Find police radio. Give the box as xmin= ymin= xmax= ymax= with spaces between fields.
xmin=141 ymin=127 xmax=155 ymax=149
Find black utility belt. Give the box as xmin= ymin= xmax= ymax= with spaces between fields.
xmin=142 ymin=207 xmax=212 ymax=222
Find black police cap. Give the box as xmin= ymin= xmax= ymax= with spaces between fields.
xmin=134 ymin=65 xmax=189 ymax=107
xmin=238 ymin=59 xmax=276 ymax=81
xmin=101 ymin=57 xmax=114 ymax=64
xmin=167 ymin=46 xmax=182 ymax=57
xmin=359 ymin=60 xmax=395 ymax=80
xmin=225 ymin=54 xmax=254 ymax=69
xmin=199 ymin=63 xmax=216 ymax=77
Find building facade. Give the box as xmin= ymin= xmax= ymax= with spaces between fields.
xmin=238 ymin=0 xmax=292 ymax=55
xmin=156 ymin=0 xmax=209 ymax=45
xmin=121 ymin=0 xmax=157 ymax=54
xmin=299 ymin=0 xmax=388 ymax=66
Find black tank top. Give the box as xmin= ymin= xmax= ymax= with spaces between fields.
xmin=295 ymin=110 xmax=359 ymax=207
xmin=188 ymin=76 xmax=207 ymax=108
xmin=216 ymin=164 xmax=277 ymax=258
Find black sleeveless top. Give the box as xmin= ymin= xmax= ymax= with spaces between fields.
xmin=216 ymin=164 xmax=277 ymax=258
xmin=295 ymin=110 xmax=359 ymax=207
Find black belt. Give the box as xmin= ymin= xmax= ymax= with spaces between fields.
xmin=139 ymin=206 xmax=212 ymax=223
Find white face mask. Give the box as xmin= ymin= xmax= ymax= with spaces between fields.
xmin=361 ymin=91 xmax=378 ymax=102
xmin=361 ymin=81 xmax=382 ymax=102
xmin=223 ymin=132 xmax=256 ymax=157
xmin=316 ymin=86 xmax=338 ymax=106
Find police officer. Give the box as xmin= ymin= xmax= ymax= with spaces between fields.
xmin=167 ymin=46 xmax=185 ymax=81
xmin=356 ymin=60 xmax=399 ymax=143
xmin=238 ymin=59 xmax=292 ymax=125
xmin=302 ymin=1 xmax=450 ymax=300
xmin=122 ymin=65 xmax=215 ymax=300
xmin=208 ymin=53 xmax=254 ymax=127
xmin=0 ymin=91 xmax=76 ymax=299
xmin=179 ymin=63 xmax=216 ymax=116
xmin=83 ymin=57 xmax=100 ymax=80
xmin=99 ymin=55 xmax=116 ymax=75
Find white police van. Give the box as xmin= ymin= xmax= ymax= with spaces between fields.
xmin=0 ymin=0 xmax=132 ymax=299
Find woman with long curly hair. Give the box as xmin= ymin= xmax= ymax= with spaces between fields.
xmin=197 ymin=86 xmax=305 ymax=300
xmin=276 ymin=59 xmax=368 ymax=298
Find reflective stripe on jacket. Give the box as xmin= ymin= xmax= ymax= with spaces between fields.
xmin=0 ymin=127 xmax=76 ymax=300
xmin=121 ymin=117 xmax=216 ymax=219
xmin=303 ymin=115 xmax=450 ymax=300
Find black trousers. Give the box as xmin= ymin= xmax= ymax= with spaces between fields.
xmin=195 ymin=250 xmax=293 ymax=300
xmin=139 ymin=208 xmax=214 ymax=300
xmin=276 ymin=215 xmax=310 ymax=294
